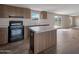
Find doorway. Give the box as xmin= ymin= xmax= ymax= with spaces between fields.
xmin=54 ymin=16 xmax=62 ymax=28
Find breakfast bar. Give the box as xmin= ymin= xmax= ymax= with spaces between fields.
xmin=29 ymin=26 xmax=57 ymax=53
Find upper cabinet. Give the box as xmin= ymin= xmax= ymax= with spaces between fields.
xmin=0 ymin=5 xmax=31 ymax=18
xmin=0 ymin=5 xmax=5 ymax=18
xmin=40 ymin=11 xmax=47 ymax=19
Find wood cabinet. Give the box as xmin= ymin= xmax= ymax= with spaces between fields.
xmin=0 ymin=5 xmax=6 ymax=18
xmin=30 ymin=30 xmax=57 ymax=53
xmin=24 ymin=26 xmax=30 ymax=41
xmin=40 ymin=11 xmax=47 ymax=19
xmin=0 ymin=5 xmax=31 ymax=18
xmin=24 ymin=26 xmax=30 ymax=49
xmin=3 ymin=5 xmax=16 ymax=17
xmin=0 ymin=28 xmax=8 ymax=45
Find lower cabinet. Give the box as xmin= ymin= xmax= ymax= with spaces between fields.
xmin=0 ymin=28 xmax=8 ymax=45
xmin=30 ymin=30 xmax=57 ymax=53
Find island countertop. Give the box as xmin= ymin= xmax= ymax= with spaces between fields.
xmin=29 ymin=25 xmax=58 ymax=53
xmin=29 ymin=26 xmax=60 ymax=33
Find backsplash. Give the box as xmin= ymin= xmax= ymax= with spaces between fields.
xmin=0 ymin=18 xmax=51 ymax=28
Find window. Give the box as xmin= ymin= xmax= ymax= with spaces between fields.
xmin=31 ymin=11 xmax=40 ymax=20
xmin=54 ymin=16 xmax=62 ymax=26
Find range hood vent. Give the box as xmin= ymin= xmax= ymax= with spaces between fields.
xmin=9 ymin=16 xmax=24 ymax=18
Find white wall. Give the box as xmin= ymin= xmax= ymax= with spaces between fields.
xmin=47 ymin=12 xmax=55 ymax=26
xmin=47 ymin=12 xmax=63 ymax=27
xmin=47 ymin=13 xmax=72 ymax=28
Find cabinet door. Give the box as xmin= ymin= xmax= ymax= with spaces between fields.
xmin=22 ymin=8 xmax=26 ymax=18
xmin=34 ymin=33 xmax=45 ymax=53
xmin=34 ymin=30 xmax=57 ymax=53
xmin=51 ymin=30 xmax=57 ymax=46
xmin=0 ymin=5 xmax=4 ymax=18
xmin=0 ymin=28 xmax=8 ymax=44
xmin=0 ymin=5 xmax=9 ymax=18
xmin=14 ymin=7 xmax=19 ymax=16
xmin=15 ymin=7 xmax=23 ymax=16
xmin=3 ymin=5 xmax=16 ymax=17
xmin=24 ymin=8 xmax=31 ymax=18
xmin=34 ymin=31 xmax=51 ymax=53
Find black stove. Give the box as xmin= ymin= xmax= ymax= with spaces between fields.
xmin=8 ymin=21 xmax=24 ymax=43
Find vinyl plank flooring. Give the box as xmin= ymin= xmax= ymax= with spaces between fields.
xmin=0 ymin=40 xmax=30 ymax=54
xmin=57 ymin=28 xmax=79 ymax=54
xmin=1 ymin=28 xmax=79 ymax=54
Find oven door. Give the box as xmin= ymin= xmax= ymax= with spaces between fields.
xmin=9 ymin=28 xmax=24 ymax=42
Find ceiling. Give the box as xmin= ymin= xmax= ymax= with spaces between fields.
xmin=7 ymin=4 xmax=79 ymax=16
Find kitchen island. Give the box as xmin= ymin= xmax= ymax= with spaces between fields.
xmin=29 ymin=26 xmax=58 ymax=53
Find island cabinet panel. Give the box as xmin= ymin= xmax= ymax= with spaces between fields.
xmin=33 ymin=30 xmax=57 ymax=53
xmin=0 ymin=5 xmax=31 ymax=18
xmin=51 ymin=30 xmax=57 ymax=46
xmin=0 ymin=28 xmax=8 ymax=45
xmin=34 ymin=32 xmax=50 ymax=53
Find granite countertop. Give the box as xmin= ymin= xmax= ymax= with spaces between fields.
xmin=29 ymin=26 xmax=60 ymax=33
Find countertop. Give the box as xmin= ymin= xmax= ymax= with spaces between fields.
xmin=29 ymin=26 xmax=61 ymax=33
xmin=27 ymin=24 xmax=49 ymax=27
